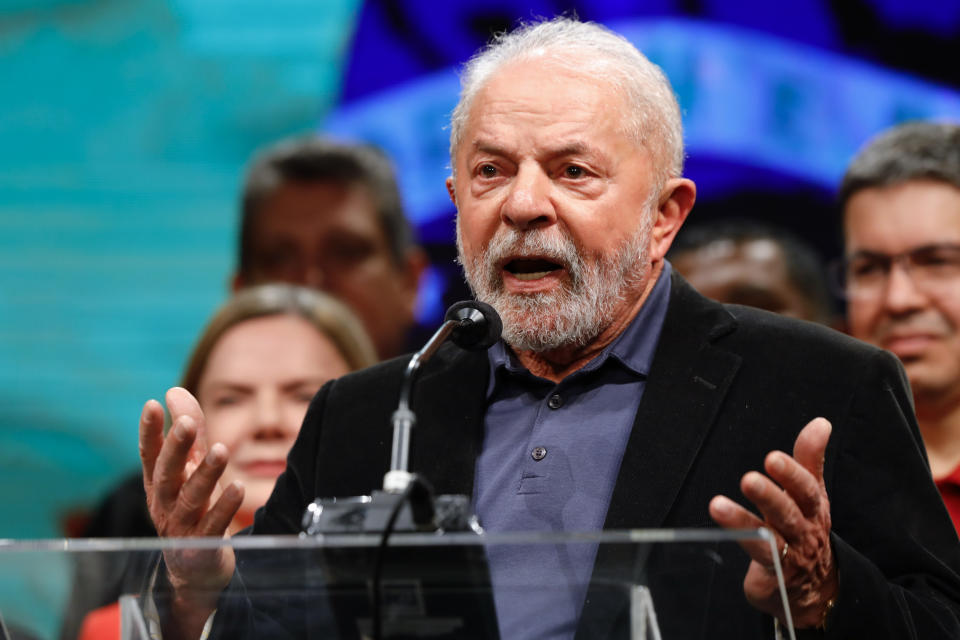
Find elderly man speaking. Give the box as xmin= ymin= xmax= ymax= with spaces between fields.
xmin=140 ymin=17 xmax=960 ymax=640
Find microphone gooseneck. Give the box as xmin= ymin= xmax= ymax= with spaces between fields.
xmin=302 ymin=302 xmax=500 ymax=640
xmin=385 ymin=301 xmax=502 ymax=491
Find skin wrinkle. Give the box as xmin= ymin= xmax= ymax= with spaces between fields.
xmin=450 ymin=38 xmax=683 ymax=183
xmin=448 ymin=59 xmax=678 ymax=379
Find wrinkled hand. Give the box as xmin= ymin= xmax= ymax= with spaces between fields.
xmin=709 ymin=417 xmax=838 ymax=629
xmin=139 ymin=387 xmax=244 ymax=614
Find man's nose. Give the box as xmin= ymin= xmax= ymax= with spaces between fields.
xmin=500 ymin=163 xmax=556 ymax=230
xmin=302 ymin=264 xmax=325 ymax=290
xmin=882 ymin=261 xmax=929 ymax=315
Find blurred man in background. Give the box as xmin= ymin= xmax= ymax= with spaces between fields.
xmin=670 ymin=219 xmax=835 ymax=325
xmin=79 ymin=139 xmax=423 ymax=536
xmin=839 ymin=121 xmax=960 ymax=531
xmin=81 ymin=138 xmax=422 ymax=532
xmin=63 ymin=138 xmax=425 ymax=636
xmin=233 ymin=137 xmax=428 ymax=359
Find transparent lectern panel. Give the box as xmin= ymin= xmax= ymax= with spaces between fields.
xmin=0 ymin=529 xmax=794 ymax=640
xmin=0 ymin=539 xmax=162 ymax=640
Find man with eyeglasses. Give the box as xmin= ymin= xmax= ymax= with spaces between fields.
xmin=839 ymin=121 xmax=960 ymax=531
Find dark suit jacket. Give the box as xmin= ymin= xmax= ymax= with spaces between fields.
xmin=244 ymin=273 xmax=960 ymax=638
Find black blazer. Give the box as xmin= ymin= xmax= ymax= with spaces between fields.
xmin=250 ymin=273 xmax=960 ymax=638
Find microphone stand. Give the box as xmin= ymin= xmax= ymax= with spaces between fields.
xmin=302 ymin=302 xmax=498 ymax=536
xmin=384 ymin=318 xmax=459 ymax=494
xmin=299 ymin=302 xmax=501 ymax=640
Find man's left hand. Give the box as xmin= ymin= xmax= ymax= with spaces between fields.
xmin=709 ymin=417 xmax=838 ymax=629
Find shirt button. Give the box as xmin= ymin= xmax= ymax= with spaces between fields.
xmin=531 ymin=446 xmax=547 ymax=461
xmin=547 ymin=394 xmax=564 ymax=409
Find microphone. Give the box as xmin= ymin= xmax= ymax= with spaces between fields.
xmin=445 ymin=300 xmax=502 ymax=351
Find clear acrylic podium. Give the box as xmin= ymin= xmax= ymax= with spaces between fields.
xmin=0 ymin=529 xmax=796 ymax=640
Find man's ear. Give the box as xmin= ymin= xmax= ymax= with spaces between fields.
xmin=446 ymin=176 xmax=457 ymax=206
xmin=230 ymin=271 xmax=248 ymax=293
xmin=400 ymin=246 xmax=429 ymax=318
xmin=649 ymin=178 xmax=696 ymax=261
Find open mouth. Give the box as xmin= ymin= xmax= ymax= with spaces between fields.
xmin=504 ymin=258 xmax=563 ymax=281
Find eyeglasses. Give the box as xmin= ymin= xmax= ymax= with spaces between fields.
xmin=832 ymin=243 xmax=960 ymax=299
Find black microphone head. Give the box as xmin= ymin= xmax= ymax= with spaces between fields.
xmin=444 ymin=300 xmax=503 ymax=351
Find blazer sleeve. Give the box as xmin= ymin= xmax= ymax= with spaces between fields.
xmin=825 ymin=348 xmax=960 ymax=638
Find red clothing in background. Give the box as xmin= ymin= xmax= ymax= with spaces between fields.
xmin=935 ymin=464 xmax=960 ymax=535
xmin=78 ymin=602 xmax=119 ymax=640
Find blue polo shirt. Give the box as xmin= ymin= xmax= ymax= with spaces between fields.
xmin=474 ymin=262 xmax=672 ymax=639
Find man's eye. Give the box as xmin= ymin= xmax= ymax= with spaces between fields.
xmin=849 ymin=259 xmax=886 ymax=278
xmin=326 ymin=240 xmax=374 ymax=265
xmin=478 ymin=164 xmax=498 ymax=178
xmin=259 ymin=247 xmax=299 ymax=270
xmin=914 ymin=248 xmax=960 ymax=268
xmin=563 ymin=165 xmax=585 ymax=179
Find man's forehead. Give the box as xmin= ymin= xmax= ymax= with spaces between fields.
xmin=845 ymin=180 xmax=960 ymax=242
xmin=677 ymin=239 xmax=788 ymax=276
xmin=459 ymin=84 xmax=641 ymax=163
xmin=470 ymin=58 xmax=624 ymax=118
xmin=470 ymin=138 xmax=611 ymax=161
xmin=254 ymin=181 xmax=382 ymax=234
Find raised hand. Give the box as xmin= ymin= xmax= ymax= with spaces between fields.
xmin=709 ymin=417 xmax=838 ymax=629
xmin=139 ymin=387 xmax=245 ymax=637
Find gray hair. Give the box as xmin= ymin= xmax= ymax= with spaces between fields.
xmin=840 ymin=121 xmax=960 ymax=208
xmin=449 ymin=17 xmax=685 ymax=187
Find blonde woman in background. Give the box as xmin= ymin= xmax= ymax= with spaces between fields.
xmin=65 ymin=284 xmax=376 ymax=640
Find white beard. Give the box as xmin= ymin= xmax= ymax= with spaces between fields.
xmin=457 ymin=220 xmax=652 ymax=352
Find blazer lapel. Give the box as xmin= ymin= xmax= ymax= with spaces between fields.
xmin=578 ymin=275 xmax=742 ymax=639
xmin=602 ymin=273 xmax=742 ymax=530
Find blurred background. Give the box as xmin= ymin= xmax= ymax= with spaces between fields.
xmin=2 ymin=0 xmax=960 ymax=636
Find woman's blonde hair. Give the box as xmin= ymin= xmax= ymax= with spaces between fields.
xmin=180 ymin=284 xmax=377 ymax=395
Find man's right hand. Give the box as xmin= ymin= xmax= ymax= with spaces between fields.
xmin=139 ymin=387 xmax=245 ymax=637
